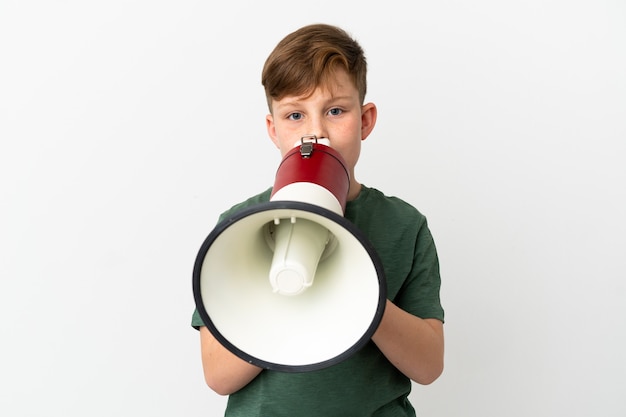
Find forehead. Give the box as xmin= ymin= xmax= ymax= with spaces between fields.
xmin=272 ymin=69 xmax=358 ymax=107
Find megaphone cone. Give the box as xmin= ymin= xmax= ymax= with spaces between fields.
xmin=193 ymin=137 xmax=386 ymax=372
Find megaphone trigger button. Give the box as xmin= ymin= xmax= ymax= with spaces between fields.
xmin=291 ymin=216 xmax=296 ymax=223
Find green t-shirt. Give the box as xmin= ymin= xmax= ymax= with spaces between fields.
xmin=192 ymin=185 xmax=444 ymax=417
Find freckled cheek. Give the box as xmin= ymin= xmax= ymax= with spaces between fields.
xmin=334 ymin=147 xmax=360 ymax=170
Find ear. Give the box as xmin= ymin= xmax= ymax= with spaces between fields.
xmin=360 ymin=102 xmax=377 ymax=141
xmin=266 ymin=113 xmax=280 ymax=149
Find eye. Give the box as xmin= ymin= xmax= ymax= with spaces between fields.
xmin=288 ymin=112 xmax=303 ymax=121
xmin=328 ymin=107 xmax=343 ymax=116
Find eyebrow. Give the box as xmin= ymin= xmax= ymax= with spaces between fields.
xmin=276 ymin=94 xmax=355 ymax=109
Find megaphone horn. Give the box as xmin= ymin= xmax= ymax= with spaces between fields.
xmin=193 ymin=136 xmax=386 ymax=372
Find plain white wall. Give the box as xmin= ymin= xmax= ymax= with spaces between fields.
xmin=1 ymin=1 xmax=625 ymax=416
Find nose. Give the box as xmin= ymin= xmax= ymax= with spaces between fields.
xmin=305 ymin=116 xmax=328 ymax=141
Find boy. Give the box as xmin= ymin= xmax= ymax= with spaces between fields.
xmin=192 ymin=23 xmax=444 ymax=416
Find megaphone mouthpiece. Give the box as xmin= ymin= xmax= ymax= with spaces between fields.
xmin=272 ymin=141 xmax=350 ymax=214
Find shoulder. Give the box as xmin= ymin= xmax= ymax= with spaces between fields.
xmin=218 ymin=188 xmax=273 ymax=221
xmin=347 ymin=185 xmax=427 ymax=228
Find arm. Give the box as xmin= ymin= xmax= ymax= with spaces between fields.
xmin=371 ymin=300 xmax=444 ymax=385
xmin=199 ymin=326 xmax=263 ymax=395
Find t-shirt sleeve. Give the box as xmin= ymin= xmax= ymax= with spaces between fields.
xmin=394 ymin=217 xmax=445 ymax=322
xmin=191 ymin=308 xmax=204 ymax=330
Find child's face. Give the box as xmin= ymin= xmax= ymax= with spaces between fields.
xmin=266 ymin=68 xmax=376 ymax=192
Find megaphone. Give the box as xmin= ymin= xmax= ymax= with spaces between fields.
xmin=193 ymin=136 xmax=386 ymax=372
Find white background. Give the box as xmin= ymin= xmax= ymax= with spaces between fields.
xmin=1 ymin=1 xmax=625 ymax=416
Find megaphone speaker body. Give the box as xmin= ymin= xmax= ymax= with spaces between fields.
xmin=193 ymin=139 xmax=386 ymax=372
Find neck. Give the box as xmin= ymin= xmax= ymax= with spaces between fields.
xmin=347 ymin=181 xmax=362 ymax=201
